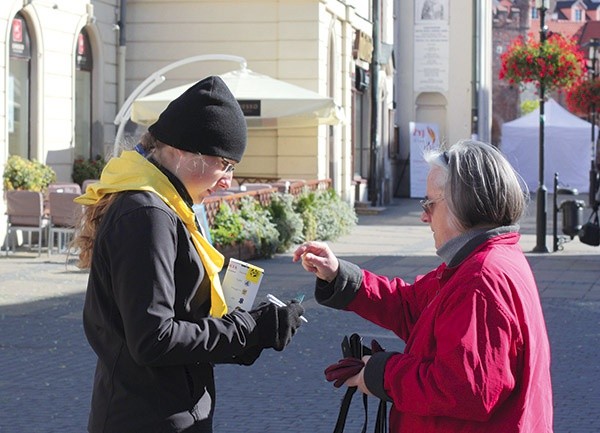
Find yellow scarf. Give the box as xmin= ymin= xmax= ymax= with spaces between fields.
xmin=75 ymin=150 xmax=228 ymax=318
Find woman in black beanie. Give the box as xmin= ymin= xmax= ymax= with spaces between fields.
xmin=74 ymin=76 xmax=304 ymax=433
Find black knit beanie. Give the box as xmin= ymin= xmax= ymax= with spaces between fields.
xmin=148 ymin=76 xmax=247 ymax=162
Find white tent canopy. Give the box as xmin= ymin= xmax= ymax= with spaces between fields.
xmin=501 ymin=98 xmax=595 ymax=193
xmin=131 ymin=68 xmax=345 ymax=129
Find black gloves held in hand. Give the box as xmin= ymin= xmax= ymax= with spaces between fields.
xmin=249 ymin=300 xmax=305 ymax=351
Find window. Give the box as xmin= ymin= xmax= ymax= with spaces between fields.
xmin=575 ymin=9 xmax=582 ymax=22
xmin=75 ymin=29 xmax=93 ymax=159
xmin=531 ymin=8 xmax=539 ymax=20
xmin=352 ymin=68 xmax=370 ymax=179
xmin=8 ymin=13 xmax=31 ymax=158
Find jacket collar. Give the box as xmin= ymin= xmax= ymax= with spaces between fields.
xmin=444 ymin=225 xmax=520 ymax=268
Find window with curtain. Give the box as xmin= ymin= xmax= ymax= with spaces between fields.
xmin=75 ymin=29 xmax=93 ymax=159
xmin=9 ymin=13 xmax=31 ymax=158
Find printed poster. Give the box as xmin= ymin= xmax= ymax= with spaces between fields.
xmin=410 ymin=122 xmax=440 ymax=198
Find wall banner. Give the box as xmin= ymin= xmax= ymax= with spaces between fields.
xmin=409 ymin=122 xmax=440 ymax=198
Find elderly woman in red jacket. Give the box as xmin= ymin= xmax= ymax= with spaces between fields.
xmin=293 ymin=140 xmax=553 ymax=432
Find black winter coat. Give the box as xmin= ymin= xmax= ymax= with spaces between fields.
xmin=83 ymin=182 xmax=259 ymax=433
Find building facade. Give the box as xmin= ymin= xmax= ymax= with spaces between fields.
xmin=0 ymin=0 xmax=120 ymax=243
xmin=1 ymin=0 xmax=395 ymax=244
xmin=394 ymin=0 xmax=493 ymax=197
xmin=0 ymin=0 xmax=119 ymax=179
xmin=120 ymin=0 xmax=395 ymax=205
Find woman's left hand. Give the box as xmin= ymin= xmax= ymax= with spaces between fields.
xmin=344 ymin=355 xmax=372 ymax=395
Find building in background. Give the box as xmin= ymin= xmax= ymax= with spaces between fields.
xmin=120 ymin=0 xmax=395 ymax=205
xmin=0 ymin=0 xmax=396 ymax=243
xmin=0 ymin=0 xmax=119 ymax=180
xmin=393 ymin=0 xmax=493 ymax=198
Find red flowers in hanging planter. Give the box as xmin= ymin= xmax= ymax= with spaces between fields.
xmin=566 ymin=78 xmax=600 ymax=115
xmin=499 ymin=32 xmax=586 ymax=93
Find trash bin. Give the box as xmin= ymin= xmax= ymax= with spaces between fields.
xmin=559 ymin=200 xmax=585 ymax=238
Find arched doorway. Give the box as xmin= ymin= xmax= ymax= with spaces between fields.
xmin=8 ymin=12 xmax=32 ymax=158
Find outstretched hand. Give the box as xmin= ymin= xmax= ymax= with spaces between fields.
xmin=292 ymin=241 xmax=340 ymax=282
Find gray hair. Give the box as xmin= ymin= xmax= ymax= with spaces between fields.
xmin=424 ymin=139 xmax=528 ymax=230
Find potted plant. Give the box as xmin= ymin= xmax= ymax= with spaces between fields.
xmin=267 ymin=193 xmax=304 ymax=253
xmin=72 ymin=155 xmax=106 ymax=186
xmin=238 ymin=196 xmax=280 ymax=258
xmin=3 ymin=155 xmax=56 ymax=192
xmin=210 ymin=202 xmax=247 ymax=261
xmin=499 ymin=32 xmax=586 ymax=92
xmin=566 ymin=78 xmax=600 ymax=115
xmin=294 ymin=188 xmax=357 ymax=242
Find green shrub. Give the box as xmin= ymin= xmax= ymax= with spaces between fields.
xmin=3 ymin=155 xmax=56 ymax=192
xmin=294 ymin=190 xmax=319 ymax=241
xmin=209 ymin=187 xmax=356 ymax=259
xmin=294 ymin=188 xmax=357 ymax=241
xmin=72 ymin=155 xmax=106 ymax=186
xmin=267 ymin=193 xmax=304 ymax=252
xmin=317 ymin=188 xmax=358 ymax=240
xmin=238 ymin=196 xmax=281 ymax=258
xmin=210 ymin=202 xmax=245 ymax=247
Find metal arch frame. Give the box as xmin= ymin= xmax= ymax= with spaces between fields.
xmin=112 ymin=54 xmax=247 ymax=156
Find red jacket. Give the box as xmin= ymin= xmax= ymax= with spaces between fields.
xmin=339 ymin=232 xmax=552 ymax=432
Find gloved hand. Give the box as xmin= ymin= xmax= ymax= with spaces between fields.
xmin=324 ymin=339 xmax=385 ymax=388
xmin=249 ymin=300 xmax=305 ymax=351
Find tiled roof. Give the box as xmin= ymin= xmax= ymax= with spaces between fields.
xmin=577 ymin=20 xmax=600 ymax=44
xmin=529 ymin=19 xmax=585 ymax=40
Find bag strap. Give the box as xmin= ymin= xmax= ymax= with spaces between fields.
xmin=584 ymin=209 xmax=600 ymax=227
xmin=332 ymin=334 xmax=388 ymax=433
xmin=374 ymin=399 xmax=388 ymax=433
xmin=333 ymin=334 xmax=367 ymax=433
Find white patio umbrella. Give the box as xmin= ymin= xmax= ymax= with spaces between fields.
xmin=130 ymin=68 xmax=345 ymax=129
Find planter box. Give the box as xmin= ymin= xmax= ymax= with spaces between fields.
xmin=216 ymin=240 xmax=258 ymax=264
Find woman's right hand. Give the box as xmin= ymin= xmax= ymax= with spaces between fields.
xmin=249 ymin=301 xmax=304 ymax=351
xmin=292 ymin=241 xmax=339 ymax=283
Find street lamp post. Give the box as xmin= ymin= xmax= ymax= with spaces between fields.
xmin=533 ymin=0 xmax=550 ymax=253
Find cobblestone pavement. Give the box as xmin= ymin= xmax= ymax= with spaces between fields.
xmin=0 ymin=197 xmax=598 ymax=432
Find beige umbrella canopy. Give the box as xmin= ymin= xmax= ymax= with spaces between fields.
xmin=130 ymin=68 xmax=345 ymax=129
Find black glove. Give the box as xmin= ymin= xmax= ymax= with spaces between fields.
xmin=249 ymin=300 xmax=305 ymax=351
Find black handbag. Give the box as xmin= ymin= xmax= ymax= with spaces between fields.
xmin=578 ymin=208 xmax=600 ymax=246
xmin=332 ymin=334 xmax=388 ymax=433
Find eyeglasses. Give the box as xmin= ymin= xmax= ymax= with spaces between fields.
xmin=220 ymin=158 xmax=235 ymax=174
xmin=420 ymin=196 xmax=444 ymax=214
